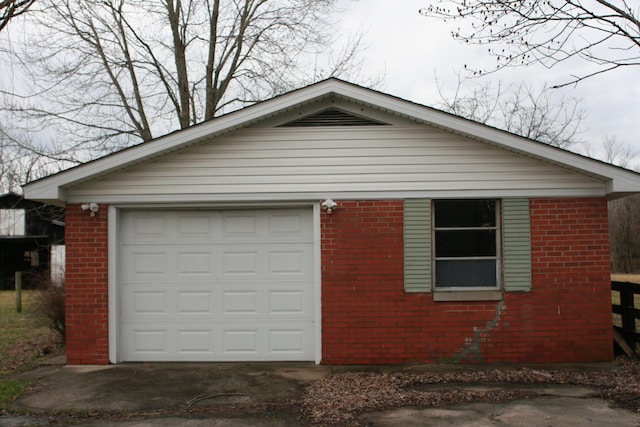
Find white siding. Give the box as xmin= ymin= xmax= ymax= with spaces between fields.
xmin=68 ymin=126 xmax=606 ymax=202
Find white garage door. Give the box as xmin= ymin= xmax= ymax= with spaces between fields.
xmin=119 ymin=208 xmax=315 ymax=362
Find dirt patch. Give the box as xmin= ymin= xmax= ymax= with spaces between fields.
xmin=1 ymin=335 xmax=61 ymax=375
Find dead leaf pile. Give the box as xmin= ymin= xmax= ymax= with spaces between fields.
xmin=299 ymin=359 xmax=640 ymax=426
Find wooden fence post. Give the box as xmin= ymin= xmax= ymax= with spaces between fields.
xmin=15 ymin=271 xmax=22 ymax=313
xmin=620 ymin=286 xmax=636 ymax=333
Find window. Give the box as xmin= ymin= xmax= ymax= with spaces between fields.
xmin=433 ymin=200 xmax=500 ymax=289
xmin=404 ymin=198 xmax=530 ymax=296
xmin=0 ymin=209 xmax=25 ymax=236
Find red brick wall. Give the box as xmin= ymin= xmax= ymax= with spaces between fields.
xmin=321 ymin=198 xmax=613 ymax=364
xmin=65 ymin=204 xmax=109 ymax=364
xmin=65 ymin=197 xmax=612 ymax=364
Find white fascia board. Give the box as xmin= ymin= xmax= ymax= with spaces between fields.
xmin=22 ymin=185 xmax=67 ymax=206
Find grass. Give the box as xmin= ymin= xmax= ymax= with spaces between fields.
xmin=0 ymin=290 xmax=63 ymax=408
xmin=0 ymin=380 xmax=30 ymax=406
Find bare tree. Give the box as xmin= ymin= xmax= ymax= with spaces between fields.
xmin=601 ymin=135 xmax=637 ymax=169
xmin=4 ymin=0 xmax=365 ymax=158
xmin=0 ymin=124 xmax=67 ymax=193
xmin=420 ymin=1 xmax=640 ymax=87
xmin=0 ymin=0 xmax=34 ymax=32
xmin=581 ymin=134 xmax=639 ymax=170
xmin=581 ymin=134 xmax=640 ymax=274
xmin=610 ymin=194 xmax=640 ymax=273
xmin=436 ymin=77 xmax=585 ymax=148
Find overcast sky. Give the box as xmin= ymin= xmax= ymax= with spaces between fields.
xmin=1 ymin=0 xmax=638 ymax=171
xmin=335 ymin=0 xmax=640 ymax=167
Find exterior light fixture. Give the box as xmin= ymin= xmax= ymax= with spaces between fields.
xmin=81 ymin=202 xmax=99 ymax=217
xmin=321 ymin=199 xmax=338 ymax=214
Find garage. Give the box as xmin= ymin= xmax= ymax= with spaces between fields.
xmin=25 ymin=80 xmax=639 ymax=366
xmin=118 ymin=208 xmax=316 ymax=362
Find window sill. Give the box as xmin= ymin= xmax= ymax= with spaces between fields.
xmin=433 ymin=290 xmax=503 ymax=302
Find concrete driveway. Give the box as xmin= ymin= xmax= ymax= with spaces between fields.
xmin=4 ymin=362 xmax=640 ymax=426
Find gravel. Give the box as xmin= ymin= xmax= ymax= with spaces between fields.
xmin=299 ymin=358 xmax=640 ymax=426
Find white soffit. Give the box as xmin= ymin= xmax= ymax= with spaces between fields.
xmin=23 ymin=79 xmax=640 ymax=203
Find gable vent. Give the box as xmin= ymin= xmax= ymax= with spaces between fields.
xmin=278 ymin=108 xmax=388 ymax=127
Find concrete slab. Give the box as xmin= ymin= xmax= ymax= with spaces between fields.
xmin=410 ymin=382 xmax=600 ymax=398
xmin=15 ymin=363 xmax=322 ymax=412
xmin=364 ymin=396 xmax=640 ymax=427
xmin=6 ymin=362 xmax=640 ymax=426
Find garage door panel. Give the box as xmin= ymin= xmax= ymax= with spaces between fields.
xmin=222 ymin=251 xmax=258 ymax=275
xmin=125 ymin=250 xmax=172 ymax=277
xmin=222 ymin=290 xmax=258 ymax=315
xmin=178 ymin=330 xmax=213 ymax=354
xmin=120 ymin=208 xmax=315 ymax=362
xmin=269 ymin=290 xmax=305 ymax=314
xmin=131 ymin=291 xmax=168 ymax=315
xmin=122 ymin=245 xmax=312 ymax=281
xmin=269 ymin=329 xmax=307 ymax=354
xmin=269 ymin=250 xmax=307 ymax=275
xmin=177 ymin=252 xmax=214 ymax=276
xmin=221 ymin=211 xmax=313 ymax=242
xmin=121 ymin=322 xmax=314 ymax=361
xmin=122 ymin=286 xmax=314 ymax=320
xmin=128 ymin=215 xmax=170 ymax=239
xmin=177 ymin=291 xmax=213 ymax=314
xmin=221 ymin=213 xmax=258 ymax=237
xmin=122 ymin=211 xmax=312 ymax=244
xmin=122 ymin=246 xmax=214 ymax=281
xmin=129 ymin=329 xmax=168 ymax=354
xmin=221 ymin=245 xmax=313 ymax=279
xmin=123 ymin=287 xmax=215 ymax=318
xmin=177 ymin=214 xmax=213 ymax=237
xmin=268 ymin=212 xmax=307 ymax=236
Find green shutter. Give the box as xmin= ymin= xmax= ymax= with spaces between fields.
xmin=404 ymin=199 xmax=431 ymax=292
xmin=503 ymin=198 xmax=532 ymax=292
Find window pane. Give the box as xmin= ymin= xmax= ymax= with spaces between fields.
xmin=434 ymin=200 xmax=496 ymax=228
xmin=435 ymin=230 xmax=496 ymax=257
xmin=435 ymin=260 xmax=497 ymax=287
